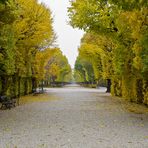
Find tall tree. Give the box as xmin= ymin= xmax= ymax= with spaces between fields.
xmin=69 ymin=0 xmax=148 ymax=104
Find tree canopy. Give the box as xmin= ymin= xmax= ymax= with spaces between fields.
xmin=69 ymin=0 xmax=148 ymax=104
xmin=0 ymin=0 xmax=71 ymax=97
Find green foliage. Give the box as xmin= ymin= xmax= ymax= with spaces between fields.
xmin=0 ymin=0 xmax=65 ymax=98
xmin=0 ymin=0 xmax=17 ymax=75
xmin=0 ymin=26 xmax=16 ymax=75
xmin=74 ymin=56 xmax=91 ymax=82
xmin=140 ymin=34 xmax=148 ymax=79
xmin=69 ymin=0 xmax=148 ymax=105
xmin=75 ymin=32 xmax=114 ymax=86
xmin=44 ymin=48 xmax=72 ymax=83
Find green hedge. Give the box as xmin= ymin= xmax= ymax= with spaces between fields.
xmin=0 ymin=76 xmax=34 ymax=98
xmin=111 ymin=77 xmax=148 ymax=105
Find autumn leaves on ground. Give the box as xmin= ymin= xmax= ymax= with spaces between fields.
xmin=0 ymin=0 xmax=148 ymax=147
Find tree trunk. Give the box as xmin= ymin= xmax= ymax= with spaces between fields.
xmin=136 ymin=79 xmax=144 ymax=103
xmin=106 ymin=79 xmax=111 ymax=93
xmin=32 ymin=77 xmax=36 ymax=93
xmin=1 ymin=75 xmax=9 ymax=96
xmin=41 ymin=80 xmax=44 ymax=92
xmin=24 ymin=77 xmax=27 ymax=95
xmin=18 ymin=77 xmax=21 ymax=105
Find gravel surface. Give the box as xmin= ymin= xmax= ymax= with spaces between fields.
xmin=0 ymin=85 xmax=148 ymax=148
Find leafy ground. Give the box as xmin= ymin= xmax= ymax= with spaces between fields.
xmin=19 ymin=93 xmax=59 ymax=105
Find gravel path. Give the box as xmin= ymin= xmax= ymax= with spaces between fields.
xmin=0 ymin=85 xmax=148 ymax=148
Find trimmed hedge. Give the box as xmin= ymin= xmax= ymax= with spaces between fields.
xmin=0 ymin=76 xmax=34 ymax=98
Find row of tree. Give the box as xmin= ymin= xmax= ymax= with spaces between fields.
xmin=0 ymin=0 xmax=71 ymax=98
xmin=69 ymin=0 xmax=148 ymax=105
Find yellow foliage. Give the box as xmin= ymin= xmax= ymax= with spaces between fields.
xmin=34 ymin=48 xmax=55 ymax=80
xmin=48 ymin=63 xmax=60 ymax=78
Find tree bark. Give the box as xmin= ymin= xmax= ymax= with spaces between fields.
xmin=18 ymin=76 xmax=21 ymax=105
xmin=106 ymin=79 xmax=111 ymax=93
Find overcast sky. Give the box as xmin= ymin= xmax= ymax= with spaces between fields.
xmin=39 ymin=0 xmax=84 ymax=68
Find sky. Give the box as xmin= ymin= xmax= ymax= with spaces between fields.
xmin=39 ymin=0 xmax=84 ymax=68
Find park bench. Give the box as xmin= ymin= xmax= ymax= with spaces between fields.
xmin=0 ymin=96 xmax=16 ymax=109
